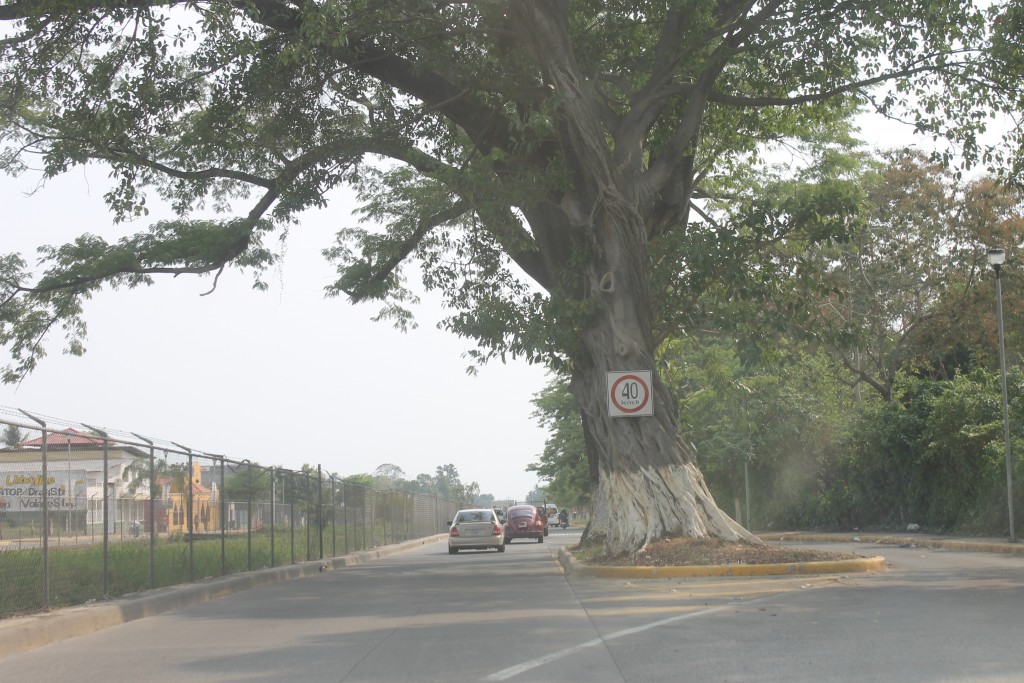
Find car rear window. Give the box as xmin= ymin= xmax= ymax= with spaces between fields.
xmin=508 ymin=509 xmax=534 ymax=518
xmin=456 ymin=511 xmax=492 ymax=523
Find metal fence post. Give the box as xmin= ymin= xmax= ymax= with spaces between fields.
xmin=42 ymin=429 xmax=49 ymax=602
xmin=19 ymin=411 xmax=49 ymax=609
xmin=132 ymin=433 xmax=156 ymax=589
xmin=187 ymin=450 xmax=194 ymax=582
xmin=102 ymin=433 xmax=110 ymax=596
xmin=270 ymin=467 xmax=276 ymax=567
xmin=219 ymin=457 xmax=226 ymax=575
xmin=329 ymin=474 xmax=336 ymax=558
xmin=305 ymin=471 xmax=312 ymax=561
xmin=245 ymin=460 xmax=252 ymax=571
xmin=149 ymin=442 xmax=156 ymax=587
xmin=290 ymin=472 xmax=296 ymax=564
xmin=317 ymin=465 xmax=323 ymax=561
xmin=85 ymin=424 xmax=112 ymax=598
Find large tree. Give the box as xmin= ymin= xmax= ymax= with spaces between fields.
xmin=812 ymin=151 xmax=1024 ymax=402
xmin=0 ymin=1 xmax=1019 ymax=554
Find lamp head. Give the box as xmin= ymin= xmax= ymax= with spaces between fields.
xmin=988 ymin=248 xmax=1006 ymax=267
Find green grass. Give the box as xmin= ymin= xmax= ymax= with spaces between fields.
xmin=0 ymin=524 xmax=383 ymax=619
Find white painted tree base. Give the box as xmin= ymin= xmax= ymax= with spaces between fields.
xmin=585 ymin=460 xmax=761 ymax=555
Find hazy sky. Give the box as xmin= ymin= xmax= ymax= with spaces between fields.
xmin=2 ymin=167 xmax=551 ymax=500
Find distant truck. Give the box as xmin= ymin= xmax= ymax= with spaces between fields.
xmin=534 ymin=503 xmax=562 ymax=529
xmin=492 ymin=499 xmax=516 ymax=524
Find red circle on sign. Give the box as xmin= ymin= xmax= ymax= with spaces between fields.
xmin=610 ymin=374 xmax=650 ymax=414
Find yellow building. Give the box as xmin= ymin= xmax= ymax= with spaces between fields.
xmin=162 ymin=461 xmax=220 ymax=535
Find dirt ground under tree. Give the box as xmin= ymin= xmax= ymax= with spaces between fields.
xmin=579 ymin=535 xmax=861 ymax=567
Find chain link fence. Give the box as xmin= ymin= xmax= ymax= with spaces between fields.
xmin=0 ymin=407 xmax=461 ymax=619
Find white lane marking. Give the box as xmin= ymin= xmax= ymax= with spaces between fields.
xmin=482 ymin=594 xmax=775 ymax=681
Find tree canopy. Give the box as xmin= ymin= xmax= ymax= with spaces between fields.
xmin=776 ymin=150 xmax=1024 ymax=402
xmin=2 ymin=1 xmax=1018 ymax=376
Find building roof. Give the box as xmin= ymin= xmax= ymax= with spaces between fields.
xmin=18 ymin=428 xmax=117 ymax=448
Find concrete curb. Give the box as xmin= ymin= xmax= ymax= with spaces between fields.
xmin=758 ymin=532 xmax=1024 ymax=556
xmin=557 ymin=546 xmax=888 ymax=579
xmin=0 ymin=534 xmax=445 ymax=659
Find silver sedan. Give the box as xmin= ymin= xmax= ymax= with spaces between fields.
xmin=448 ymin=508 xmax=505 ymax=554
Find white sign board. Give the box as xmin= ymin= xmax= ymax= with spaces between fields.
xmin=0 ymin=471 xmax=87 ymax=512
xmin=607 ymin=371 xmax=654 ymax=417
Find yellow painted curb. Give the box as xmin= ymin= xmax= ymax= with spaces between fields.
xmin=759 ymin=533 xmax=1024 ymax=556
xmin=561 ymin=553 xmax=887 ymax=578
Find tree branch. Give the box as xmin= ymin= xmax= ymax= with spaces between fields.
xmin=15 ymin=182 xmax=280 ymax=298
xmin=703 ymin=62 xmax=964 ymax=108
xmin=344 ymin=198 xmax=472 ymax=303
xmin=101 ymin=148 xmax=277 ymax=189
xmin=0 ymin=0 xmax=189 ymax=21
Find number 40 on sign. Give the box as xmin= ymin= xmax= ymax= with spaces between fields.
xmin=607 ymin=371 xmax=654 ymax=417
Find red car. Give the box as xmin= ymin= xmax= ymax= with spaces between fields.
xmin=504 ymin=504 xmax=547 ymax=543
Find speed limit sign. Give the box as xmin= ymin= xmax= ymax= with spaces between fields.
xmin=607 ymin=371 xmax=654 ymax=417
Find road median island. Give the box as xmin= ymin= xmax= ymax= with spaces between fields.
xmin=557 ymin=547 xmax=887 ymax=578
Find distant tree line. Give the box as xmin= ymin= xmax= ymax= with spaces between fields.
xmin=354 ymin=463 xmax=489 ymax=509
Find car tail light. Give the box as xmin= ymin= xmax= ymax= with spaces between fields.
xmin=450 ymin=526 xmax=459 ymax=537
xmin=492 ymin=524 xmax=502 ymax=536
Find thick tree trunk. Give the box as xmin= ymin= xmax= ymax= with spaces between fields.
xmin=572 ymin=322 xmax=758 ymax=556
xmin=570 ymin=194 xmax=758 ymax=556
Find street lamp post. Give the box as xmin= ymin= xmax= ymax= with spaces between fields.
xmin=988 ymin=248 xmax=1016 ymax=542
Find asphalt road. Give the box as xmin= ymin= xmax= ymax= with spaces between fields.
xmin=3 ymin=529 xmax=1023 ymax=682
